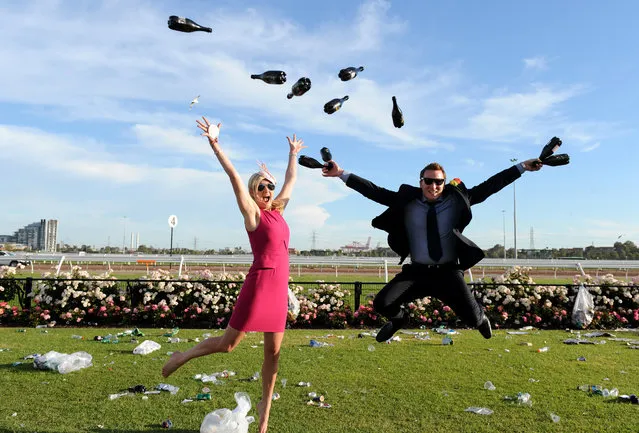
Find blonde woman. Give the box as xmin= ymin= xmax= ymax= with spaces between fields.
xmin=162 ymin=116 xmax=305 ymax=433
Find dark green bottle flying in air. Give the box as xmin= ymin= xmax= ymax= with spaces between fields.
xmin=324 ymin=96 xmax=349 ymax=114
xmin=167 ymin=16 xmax=212 ymax=33
xmin=251 ymin=70 xmax=287 ymax=85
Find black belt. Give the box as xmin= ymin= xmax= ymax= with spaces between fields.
xmin=409 ymin=262 xmax=457 ymax=270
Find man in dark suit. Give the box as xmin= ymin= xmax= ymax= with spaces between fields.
xmin=322 ymin=158 xmax=543 ymax=342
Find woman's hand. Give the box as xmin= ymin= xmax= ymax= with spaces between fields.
xmin=196 ymin=116 xmax=222 ymax=151
xmin=287 ymin=133 xmax=306 ymax=155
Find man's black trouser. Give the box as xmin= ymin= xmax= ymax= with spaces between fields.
xmin=373 ymin=263 xmax=484 ymax=327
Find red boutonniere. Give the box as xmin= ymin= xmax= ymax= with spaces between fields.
xmin=449 ymin=178 xmax=462 ymax=187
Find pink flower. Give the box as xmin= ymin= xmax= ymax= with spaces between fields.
xmin=534 ymin=315 xmax=542 ymax=323
xmin=433 ymin=310 xmax=439 ymax=316
xmin=99 ymin=306 xmax=107 ymax=312
xmin=561 ymin=310 xmax=567 ymax=316
xmin=522 ymin=316 xmax=528 ymax=322
xmin=443 ymin=306 xmax=451 ymax=312
xmin=196 ymin=307 xmax=202 ymax=314
xmin=160 ymin=313 xmax=165 ymax=318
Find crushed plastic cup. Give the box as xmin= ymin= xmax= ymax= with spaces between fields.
xmin=133 ymin=340 xmax=161 ymax=355
xmin=272 ymin=392 xmax=280 ymax=401
xmin=484 ymin=381 xmax=496 ymax=391
xmin=109 ymin=392 xmax=131 ymax=400
xmin=367 ymin=345 xmax=375 ymax=352
xmin=156 ymin=383 xmax=180 ymax=395
xmin=281 ymin=378 xmax=287 ymax=388
xmin=577 ymin=356 xmax=587 ymax=361
xmin=442 ymin=336 xmax=454 ymax=345
xmin=297 ymin=381 xmax=311 ymax=387
xmin=549 ymin=413 xmax=560 ymax=423
xmin=465 ymin=407 xmax=493 ymax=415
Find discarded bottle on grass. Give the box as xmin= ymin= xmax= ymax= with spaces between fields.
xmin=109 ymin=392 xmax=130 ymax=400
xmin=128 ymin=384 xmax=147 ymax=393
xmin=297 ymin=381 xmax=311 ymax=387
xmin=71 ymin=335 xmax=84 ymax=340
xmin=442 ymin=336 xmax=454 ymax=345
xmin=537 ymin=346 xmax=549 ymax=353
xmin=196 ymin=393 xmax=212 ymax=400
xmin=281 ymin=378 xmax=287 ymax=388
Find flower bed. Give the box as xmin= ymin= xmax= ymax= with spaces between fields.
xmin=1 ymin=265 xmax=638 ymax=329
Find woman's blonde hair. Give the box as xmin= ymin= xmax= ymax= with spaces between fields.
xmin=248 ymin=172 xmax=284 ymax=212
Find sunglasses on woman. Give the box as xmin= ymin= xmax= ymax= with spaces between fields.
xmin=420 ymin=177 xmax=445 ymax=186
xmin=257 ymin=183 xmax=275 ymax=192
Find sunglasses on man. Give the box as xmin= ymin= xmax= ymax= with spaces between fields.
xmin=420 ymin=177 xmax=445 ymax=186
xmin=258 ymin=183 xmax=276 ymax=192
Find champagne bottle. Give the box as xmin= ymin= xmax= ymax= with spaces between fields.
xmin=298 ymin=155 xmax=324 ymax=169
xmin=251 ymin=70 xmax=287 ymax=85
xmin=287 ymin=77 xmax=312 ymax=99
xmin=541 ymin=153 xmax=570 ymax=167
xmin=320 ymin=147 xmax=334 ymax=170
xmin=392 ymin=96 xmax=404 ymax=128
xmin=167 ymin=16 xmax=212 ymax=33
xmin=338 ymin=66 xmax=364 ymax=82
xmin=538 ymin=136 xmax=562 ymax=161
xmin=324 ymin=96 xmax=349 ymax=114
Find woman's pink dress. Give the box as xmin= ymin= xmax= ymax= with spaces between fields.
xmin=229 ymin=209 xmax=290 ymax=332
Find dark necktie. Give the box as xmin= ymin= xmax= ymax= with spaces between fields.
xmin=427 ymin=204 xmax=442 ymax=261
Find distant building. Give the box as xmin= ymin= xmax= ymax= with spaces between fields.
xmin=0 ymin=219 xmax=58 ymax=252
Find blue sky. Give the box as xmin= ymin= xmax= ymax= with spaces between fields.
xmin=2 ymin=0 xmax=638 ymax=251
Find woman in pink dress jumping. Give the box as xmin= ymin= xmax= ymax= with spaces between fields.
xmin=162 ymin=116 xmax=305 ymax=433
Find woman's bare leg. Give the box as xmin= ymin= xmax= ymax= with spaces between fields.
xmin=162 ymin=326 xmax=245 ymax=377
xmin=256 ymin=331 xmax=284 ymax=433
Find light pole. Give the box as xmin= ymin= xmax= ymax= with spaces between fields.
xmin=122 ymin=216 xmax=127 ymax=254
xmin=502 ymin=210 xmax=506 ymax=259
xmin=510 ymin=158 xmax=518 ymax=259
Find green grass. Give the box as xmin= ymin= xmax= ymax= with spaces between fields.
xmin=1 ymin=328 xmax=638 ymax=432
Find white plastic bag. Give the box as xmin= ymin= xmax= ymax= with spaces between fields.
xmin=572 ymin=283 xmax=594 ymax=328
xmin=33 ymin=351 xmax=93 ymax=374
xmin=200 ymin=392 xmax=255 ymax=433
xmin=133 ymin=340 xmax=161 ymax=355
xmin=287 ymin=288 xmax=300 ymax=320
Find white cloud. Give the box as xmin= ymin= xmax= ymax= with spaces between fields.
xmin=581 ymin=142 xmax=600 ymax=152
xmin=523 ymin=56 xmax=548 ymax=70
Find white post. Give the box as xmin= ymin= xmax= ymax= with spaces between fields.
xmin=468 ymin=268 xmax=474 ymax=282
xmin=56 ymin=256 xmax=66 ymax=276
xmin=335 ymin=265 xmax=338 ymax=278
xmin=297 ymin=264 xmax=301 ymax=277
xmin=178 ymin=255 xmax=185 ymax=277
xmin=384 ymin=259 xmax=389 ymax=283
xmin=576 ymin=263 xmax=586 ymax=277
xmin=222 ymin=263 xmax=226 ymax=274
xmin=30 ymin=260 xmax=34 ymax=274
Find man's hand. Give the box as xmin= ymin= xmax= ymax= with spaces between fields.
xmin=322 ymin=160 xmax=344 ymax=177
xmin=522 ymin=158 xmax=543 ymax=172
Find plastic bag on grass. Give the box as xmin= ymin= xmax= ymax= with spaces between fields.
xmin=200 ymin=392 xmax=254 ymax=433
xmin=33 ymin=351 xmax=92 ymax=374
xmin=287 ymin=288 xmax=300 ymax=320
xmin=133 ymin=340 xmax=161 ymax=355
xmin=572 ymin=284 xmax=594 ymax=328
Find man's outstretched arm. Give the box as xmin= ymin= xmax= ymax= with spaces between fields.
xmin=467 ymin=158 xmax=542 ymax=206
xmin=322 ymin=160 xmax=397 ymax=207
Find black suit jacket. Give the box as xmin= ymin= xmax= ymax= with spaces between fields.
xmin=345 ymin=165 xmax=522 ymax=269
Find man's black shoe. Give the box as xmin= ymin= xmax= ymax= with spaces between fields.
xmin=376 ymin=321 xmax=400 ymax=342
xmin=478 ymin=315 xmax=492 ymax=339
